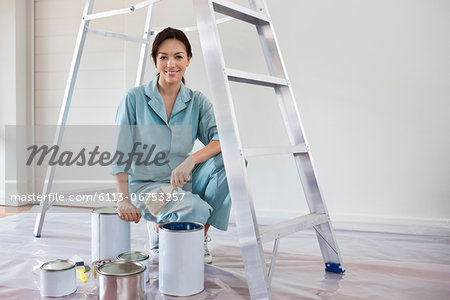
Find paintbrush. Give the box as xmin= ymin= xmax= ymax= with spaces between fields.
xmin=146 ymin=185 xmax=174 ymax=216
xmin=70 ymin=255 xmax=87 ymax=283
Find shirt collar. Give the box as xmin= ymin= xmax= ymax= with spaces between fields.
xmin=144 ymin=76 xmax=192 ymax=124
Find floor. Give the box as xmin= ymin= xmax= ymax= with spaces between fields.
xmin=0 ymin=205 xmax=32 ymax=218
xmin=0 ymin=205 xmax=449 ymax=299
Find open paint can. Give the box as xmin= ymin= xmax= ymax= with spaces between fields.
xmin=91 ymin=259 xmax=113 ymax=279
xmin=91 ymin=206 xmax=130 ymax=262
xmin=118 ymin=251 xmax=150 ymax=283
xmin=40 ymin=260 xmax=76 ymax=297
xmin=159 ymin=222 xmax=204 ymax=296
xmin=97 ymin=260 xmax=146 ymax=300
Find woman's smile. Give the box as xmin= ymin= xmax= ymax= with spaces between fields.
xmin=165 ymin=70 xmax=179 ymax=77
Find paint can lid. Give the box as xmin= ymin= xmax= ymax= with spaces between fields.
xmin=92 ymin=206 xmax=118 ymax=215
xmin=41 ymin=260 xmax=76 ymax=271
xmin=118 ymin=251 xmax=149 ymax=262
xmin=97 ymin=261 xmax=146 ymax=277
xmin=160 ymin=221 xmax=204 ymax=232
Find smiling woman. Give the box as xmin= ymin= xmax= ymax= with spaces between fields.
xmin=111 ymin=27 xmax=231 ymax=264
xmin=151 ymin=27 xmax=192 ymax=87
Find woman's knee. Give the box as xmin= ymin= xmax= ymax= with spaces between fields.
xmin=191 ymin=196 xmax=213 ymax=219
xmin=213 ymin=153 xmax=224 ymax=171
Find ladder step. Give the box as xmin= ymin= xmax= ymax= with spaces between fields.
xmin=84 ymin=6 xmax=136 ymax=21
xmin=83 ymin=0 xmax=160 ymax=21
xmin=242 ymin=145 xmax=308 ymax=157
xmin=212 ymin=0 xmax=269 ymax=25
xmin=225 ymin=68 xmax=288 ymax=88
xmin=259 ymin=213 xmax=329 ymax=244
xmin=87 ymin=27 xmax=151 ymax=44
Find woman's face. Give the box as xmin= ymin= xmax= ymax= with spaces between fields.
xmin=156 ymin=38 xmax=191 ymax=86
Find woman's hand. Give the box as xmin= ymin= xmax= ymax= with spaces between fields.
xmin=117 ymin=199 xmax=141 ymax=223
xmin=171 ymin=156 xmax=194 ymax=188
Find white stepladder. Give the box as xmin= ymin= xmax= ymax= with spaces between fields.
xmin=33 ymin=0 xmax=345 ymax=298
xmin=33 ymin=0 xmax=159 ymax=237
xmin=192 ymin=0 xmax=345 ymax=298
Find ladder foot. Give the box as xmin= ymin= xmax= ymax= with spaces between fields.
xmin=325 ymin=262 xmax=345 ymax=274
xmin=34 ymin=235 xmax=41 ymax=238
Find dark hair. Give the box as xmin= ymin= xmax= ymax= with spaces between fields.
xmin=151 ymin=27 xmax=192 ymax=84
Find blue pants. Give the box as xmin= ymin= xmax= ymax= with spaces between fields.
xmin=129 ymin=153 xmax=231 ymax=231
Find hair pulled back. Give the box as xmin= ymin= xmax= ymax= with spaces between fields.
xmin=151 ymin=27 xmax=192 ymax=84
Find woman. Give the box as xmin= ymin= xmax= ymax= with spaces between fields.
xmin=110 ymin=27 xmax=230 ymax=264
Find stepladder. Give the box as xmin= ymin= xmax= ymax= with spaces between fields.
xmin=33 ymin=0 xmax=345 ymax=299
xmin=33 ymin=0 xmax=159 ymax=237
xmin=193 ymin=0 xmax=345 ymax=298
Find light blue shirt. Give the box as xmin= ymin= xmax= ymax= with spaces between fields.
xmin=110 ymin=76 xmax=219 ymax=183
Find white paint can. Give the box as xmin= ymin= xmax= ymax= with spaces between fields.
xmin=40 ymin=260 xmax=77 ymax=297
xmin=159 ymin=222 xmax=204 ymax=296
xmin=91 ymin=206 xmax=130 ymax=262
xmin=118 ymin=251 xmax=150 ymax=283
xmin=97 ymin=260 xmax=146 ymax=300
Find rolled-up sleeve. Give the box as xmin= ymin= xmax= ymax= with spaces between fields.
xmin=197 ymin=92 xmax=219 ymax=145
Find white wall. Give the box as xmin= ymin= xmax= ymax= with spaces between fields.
xmin=263 ymin=0 xmax=450 ymax=221
xmin=34 ymin=0 xmax=125 ymax=125
xmin=3 ymin=0 xmax=449 ymax=220
xmin=0 ymin=0 xmax=15 ymax=205
xmin=0 ymin=0 xmax=33 ymax=205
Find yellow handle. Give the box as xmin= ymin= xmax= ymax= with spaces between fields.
xmin=76 ymin=268 xmax=87 ymax=283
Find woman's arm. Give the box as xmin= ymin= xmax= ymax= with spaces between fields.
xmin=192 ymin=140 xmax=221 ymax=165
xmin=115 ymin=172 xmax=141 ymax=223
xmin=171 ymin=140 xmax=221 ymax=187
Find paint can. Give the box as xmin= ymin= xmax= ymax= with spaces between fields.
xmin=91 ymin=206 xmax=130 ymax=262
xmin=118 ymin=251 xmax=150 ymax=283
xmin=97 ymin=260 xmax=146 ymax=300
xmin=159 ymin=222 xmax=204 ymax=296
xmin=91 ymin=259 xmax=114 ymax=279
xmin=40 ymin=260 xmax=76 ymax=297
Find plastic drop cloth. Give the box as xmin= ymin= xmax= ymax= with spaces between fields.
xmin=0 ymin=205 xmax=449 ymax=299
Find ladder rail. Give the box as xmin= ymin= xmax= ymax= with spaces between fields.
xmin=136 ymin=4 xmax=156 ymax=86
xmin=33 ymin=0 xmax=95 ymax=237
xmin=249 ymin=1 xmax=306 ymax=146
xmin=33 ymin=0 xmax=156 ymax=237
xmin=194 ymin=0 xmax=271 ymax=298
xmin=296 ymin=152 xmax=345 ymax=265
xmin=247 ymin=0 xmax=331 ymax=217
xmin=267 ymin=238 xmax=280 ymax=285
xmin=250 ymin=0 xmax=344 ymax=268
